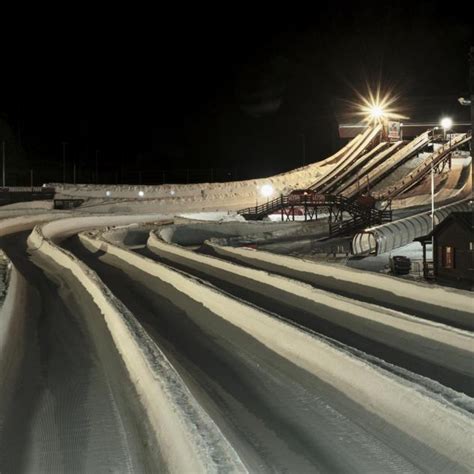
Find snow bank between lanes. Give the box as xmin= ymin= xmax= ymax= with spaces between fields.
xmin=159 ymin=220 xmax=304 ymax=246
xmin=209 ymin=244 xmax=474 ymax=330
xmin=90 ymin=230 xmax=474 ymax=470
xmin=0 ymin=212 xmax=69 ymax=237
xmin=0 ymin=253 xmax=24 ymax=386
xmin=27 ymin=217 xmax=246 ymax=474
xmin=0 ymin=214 xmax=67 ymax=415
xmin=147 ymin=232 xmax=474 ymax=379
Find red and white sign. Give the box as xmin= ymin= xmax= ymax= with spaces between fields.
xmin=387 ymin=121 xmax=401 ymax=141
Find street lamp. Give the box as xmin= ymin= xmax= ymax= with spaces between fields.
xmin=61 ymin=141 xmax=68 ymax=183
xmin=2 ymin=140 xmax=5 ymax=187
xmin=369 ymin=105 xmax=384 ymax=120
xmin=440 ymin=117 xmax=453 ymax=141
xmin=260 ymin=184 xmax=274 ymax=200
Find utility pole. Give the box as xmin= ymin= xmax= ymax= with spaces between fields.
xmin=61 ymin=141 xmax=68 ymax=183
xmin=2 ymin=140 xmax=5 ymax=187
xmin=431 ymin=160 xmax=435 ymax=254
xmin=95 ymin=149 xmax=99 ymax=184
xmin=300 ymin=133 xmax=306 ymax=166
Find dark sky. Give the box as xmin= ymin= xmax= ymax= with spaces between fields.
xmin=1 ymin=2 xmax=471 ymax=184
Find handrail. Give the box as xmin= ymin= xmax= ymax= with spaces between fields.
xmin=239 ymin=193 xmax=389 ymax=226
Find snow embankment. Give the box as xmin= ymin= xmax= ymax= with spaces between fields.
xmin=0 ymin=251 xmax=24 ymax=388
xmin=46 ymin=134 xmax=358 ymax=211
xmin=39 ymin=213 xmax=172 ymax=243
xmin=0 ymin=249 xmax=28 ymax=432
xmin=209 ymin=244 xmax=474 ymax=330
xmin=0 ymin=213 xmax=69 ymax=237
xmin=27 ymin=216 xmax=246 ymax=474
xmin=47 ymin=152 xmax=341 ymax=202
xmin=0 ymin=214 xmax=67 ymax=416
xmin=147 ymin=231 xmax=474 ymax=380
xmin=89 ymin=229 xmax=474 ymax=471
xmin=159 ymin=220 xmax=304 ymax=247
xmin=0 ymin=200 xmax=54 ymax=210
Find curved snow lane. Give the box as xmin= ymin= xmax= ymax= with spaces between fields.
xmin=144 ymin=234 xmax=474 ymax=398
xmin=207 ymin=243 xmax=474 ymax=331
xmin=62 ymin=234 xmax=473 ymax=474
xmin=0 ymin=230 xmax=153 ymax=473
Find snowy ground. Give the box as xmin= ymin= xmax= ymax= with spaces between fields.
xmin=70 ymin=228 xmax=474 ymax=472
xmin=0 ymin=231 xmax=154 ymax=472
xmin=1 ymin=128 xmax=472 ymax=472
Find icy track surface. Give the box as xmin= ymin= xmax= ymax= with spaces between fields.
xmin=53 ymin=216 xmax=472 ymax=473
xmin=0 ymin=123 xmax=471 ymax=472
xmin=0 ymin=231 xmax=152 ymax=473
xmin=63 ymin=235 xmax=461 ymax=473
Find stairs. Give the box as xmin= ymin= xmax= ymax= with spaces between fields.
xmin=238 ymin=193 xmax=392 ymax=236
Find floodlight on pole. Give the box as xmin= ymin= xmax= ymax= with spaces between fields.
xmin=440 ymin=117 xmax=453 ymax=131
xmin=61 ymin=141 xmax=68 ymax=183
xmin=2 ymin=140 xmax=5 ymax=188
xmin=369 ymin=105 xmax=384 ymax=120
xmin=260 ymin=184 xmax=274 ymax=198
xmin=440 ymin=117 xmax=453 ymax=145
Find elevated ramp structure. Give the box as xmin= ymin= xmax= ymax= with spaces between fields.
xmin=239 ymin=127 xmax=471 ymax=239
xmin=309 ymin=125 xmax=383 ymax=193
xmin=332 ymin=141 xmax=405 ymax=195
xmin=342 ymin=130 xmax=433 ymax=199
xmin=374 ymin=133 xmax=471 ymax=201
xmin=319 ymin=141 xmax=390 ymax=194
xmin=238 ymin=193 xmax=392 ymax=237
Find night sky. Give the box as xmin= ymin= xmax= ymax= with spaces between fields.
xmin=1 ymin=2 xmax=471 ymax=185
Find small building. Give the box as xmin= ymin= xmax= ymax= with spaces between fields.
xmin=416 ymin=212 xmax=474 ymax=290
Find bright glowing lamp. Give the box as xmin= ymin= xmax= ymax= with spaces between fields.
xmin=440 ymin=117 xmax=453 ymax=130
xmin=370 ymin=105 xmax=384 ymax=119
xmin=138 ymin=190 xmax=144 ymax=197
xmin=106 ymin=190 xmax=111 ymax=197
xmin=260 ymin=184 xmax=274 ymax=198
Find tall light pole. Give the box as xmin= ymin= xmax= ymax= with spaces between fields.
xmin=430 ymin=118 xmax=453 ymax=255
xmin=95 ymin=149 xmax=99 ymax=184
xmin=431 ymin=158 xmax=435 ymax=232
xmin=440 ymin=117 xmax=452 ymax=143
xmin=260 ymin=184 xmax=274 ymax=205
xmin=300 ymin=133 xmax=306 ymax=166
xmin=2 ymin=140 xmax=5 ymax=188
xmin=61 ymin=141 xmax=68 ymax=183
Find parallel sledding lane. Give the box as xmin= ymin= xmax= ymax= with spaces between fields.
xmin=142 ymin=240 xmax=474 ymax=398
xmin=63 ymin=234 xmax=470 ymax=474
xmin=0 ymin=232 xmax=151 ymax=473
